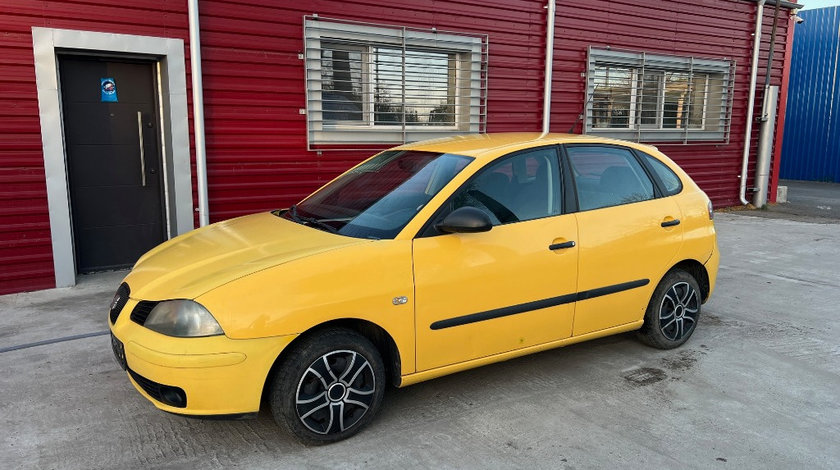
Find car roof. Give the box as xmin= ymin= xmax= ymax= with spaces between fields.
xmin=394 ymin=133 xmax=660 ymax=159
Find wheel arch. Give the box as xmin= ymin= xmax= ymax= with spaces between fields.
xmin=261 ymin=318 xmax=403 ymax=407
xmin=669 ymin=259 xmax=710 ymax=303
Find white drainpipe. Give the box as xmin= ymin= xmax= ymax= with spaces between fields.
xmin=188 ymin=0 xmax=210 ymax=226
xmin=739 ymin=0 xmax=766 ymax=205
xmin=539 ymin=0 xmax=556 ymax=138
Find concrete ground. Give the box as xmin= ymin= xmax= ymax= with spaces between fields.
xmin=740 ymin=179 xmax=840 ymax=223
xmin=2 ymin=209 xmax=839 ymax=468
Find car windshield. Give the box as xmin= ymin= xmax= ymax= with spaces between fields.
xmin=280 ymin=150 xmax=473 ymax=239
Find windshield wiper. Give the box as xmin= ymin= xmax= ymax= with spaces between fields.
xmin=288 ymin=205 xmax=338 ymax=233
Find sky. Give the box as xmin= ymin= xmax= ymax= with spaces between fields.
xmin=799 ymin=0 xmax=840 ymax=10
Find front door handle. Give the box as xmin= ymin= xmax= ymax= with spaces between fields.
xmin=661 ymin=219 xmax=681 ymax=227
xmin=549 ymin=241 xmax=576 ymax=250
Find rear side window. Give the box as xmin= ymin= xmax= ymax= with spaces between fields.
xmin=643 ymin=154 xmax=683 ymax=196
xmin=566 ymin=146 xmax=654 ymax=211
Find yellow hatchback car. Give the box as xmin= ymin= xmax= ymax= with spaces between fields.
xmin=109 ymin=133 xmax=718 ymax=444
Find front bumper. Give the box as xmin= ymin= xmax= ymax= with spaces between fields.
xmin=110 ymin=298 xmax=297 ymax=415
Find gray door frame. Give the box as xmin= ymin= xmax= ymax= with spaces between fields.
xmin=32 ymin=27 xmax=194 ymax=288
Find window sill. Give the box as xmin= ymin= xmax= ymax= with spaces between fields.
xmin=587 ymin=129 xmax=726 ymax=143
xmin=310 ymin=128 xmax=481 ymax=146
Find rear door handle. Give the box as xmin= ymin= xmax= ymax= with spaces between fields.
xmin=549 ymin=241 xmax=576 ymax=250
xmin=661 ymin=219 xmax=681 ymax=227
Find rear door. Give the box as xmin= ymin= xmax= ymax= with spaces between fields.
xmin=564 ymin=144 xmax=684 ymax=336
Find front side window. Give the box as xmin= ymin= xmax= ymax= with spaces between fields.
xmin=285 ymin=150 xmax=472 ymax=239
xmin=566 ymin=146 xmax=654 ymax=211
xmin=587 ymin=47 xmax=733 ymax=143
xmin=449 ymin=148 xmax=562 ymax=225
xmin=305 ymin=17 xmax=487 ymax=147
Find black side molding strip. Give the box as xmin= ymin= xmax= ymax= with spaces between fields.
xmin=430 ymin=293 xmax=577 ymax=330
xmin=429 ymin=279 xmax=650 ymax=330
xmin=575 ymin=279 xmax=650 ymax=301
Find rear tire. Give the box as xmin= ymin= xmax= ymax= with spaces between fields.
xmin=637 ymin=269 xmax=701 ymax=349
xmin=270 ymin=328 xmax=386 ymax=445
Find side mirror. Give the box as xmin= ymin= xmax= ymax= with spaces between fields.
xmin=436 ymin=207 xmax=493 ymax=234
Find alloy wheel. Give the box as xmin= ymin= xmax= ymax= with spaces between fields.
xmin=658 ymin=281 xmax=699 ymax=341
xmin=295 ymin=350 xmax=376 ymax=435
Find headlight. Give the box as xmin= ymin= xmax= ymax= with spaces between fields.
xmin=143 ymin=300 xmax=224 ymax=337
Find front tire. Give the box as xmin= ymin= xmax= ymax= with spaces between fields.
xmin=270 ymin=328 xmax=386 ymax=445
xmin=638 ymin=269 xmax=702 ymax=349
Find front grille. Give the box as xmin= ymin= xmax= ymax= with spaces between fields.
xmin=109 ymin=283 xmax=130 ymax=324
xmin=127 ymin=368 xmax=187 ymax=408
xmin=131 ymin=301 xmax=159 ymax=325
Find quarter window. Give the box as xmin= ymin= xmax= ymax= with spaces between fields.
xmin=305 ymin=17 xmax=488 ymax=147
xmin=586 ymin=47 xmax=734 ymax=143
xmin=450 ymin=148 xmax=561 ymax=225
xmin=567 ymin=146 xmax=654 ymax=211
xmin=643 ymin=154 xmax=683 ymax=196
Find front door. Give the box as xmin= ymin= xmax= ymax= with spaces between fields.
xmin=58 ymin=56 xmax=165 ymax=273
xmin=413 ymin=147 xmax=578 ymax=372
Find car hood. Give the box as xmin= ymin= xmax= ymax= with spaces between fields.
xmin=124 ymin=212 xmax=368 ymax=300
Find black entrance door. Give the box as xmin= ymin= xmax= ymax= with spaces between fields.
xmin=58 ymin=56 xmax=166 ymax=273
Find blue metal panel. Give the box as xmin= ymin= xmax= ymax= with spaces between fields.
xmin=781 ymin=7 xmax=840 ymax=182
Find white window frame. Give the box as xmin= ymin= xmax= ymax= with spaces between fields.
xmin=585 ymin=47 xmax=735 ymax=144
xmin=304 ymin=17 xmax=487 ymax=148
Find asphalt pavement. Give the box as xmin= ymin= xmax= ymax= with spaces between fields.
xmin=2 ymin=200 xmax=839 ymax=469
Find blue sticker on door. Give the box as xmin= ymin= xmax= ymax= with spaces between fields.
xmin=101 ymin=78 xmax=118 ymax=102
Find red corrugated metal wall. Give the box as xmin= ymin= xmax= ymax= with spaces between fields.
xmin=0 ymin=1 xmax=191 ymax=295
xmin=0 ymin=0 xmax=793 ymax=294
xmin=199 ymin=0 xmax=792 ymax=217
xmin=198 ymin=0 xmax=548 ymax=220
xmin=549 ymin=0 xmax=792 ymax=206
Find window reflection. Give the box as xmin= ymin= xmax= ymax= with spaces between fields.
xmin=321 ymin=46 xmax=364 ymax=121
xmin=591 ymin=65 xmax=721 ymax=131
xmin=592 ymin=66 xmax=632 ymax=128
xmin=321 ymin=43 xmax=458 ymax=126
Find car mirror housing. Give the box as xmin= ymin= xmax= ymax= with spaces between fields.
xmin=436 ymin=206 xmax=493 ymax=234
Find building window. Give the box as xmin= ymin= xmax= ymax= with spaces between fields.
xmin=585 ymin=47 xmax=735 ymax=143
xmin=304 ymin=17 xmax=487 ymax=148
